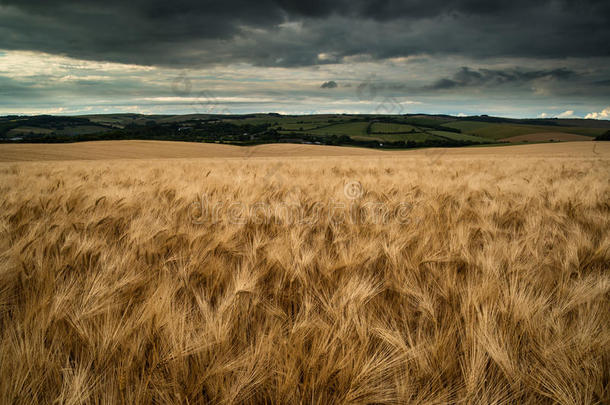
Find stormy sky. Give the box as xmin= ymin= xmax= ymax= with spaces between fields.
xmin=1 ymin=0 xmax=609 ymax=117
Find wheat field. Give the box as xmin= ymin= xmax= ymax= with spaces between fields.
xmin=0 ymin=139 xmax=602 ymax=162
xmin=0 ymin=144 xmax=609 ymax=404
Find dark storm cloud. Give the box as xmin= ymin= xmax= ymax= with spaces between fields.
xmin=321 ymin=81 xmax=338 ymax=89
xmin=428 ymin=67 xmax=578 ymax=90
xmin=0 ymin=0 xmax=609 ymax=67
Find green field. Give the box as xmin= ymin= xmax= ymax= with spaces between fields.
xmin=54 ymin=125 xmax=112 ymax=135
xmin=3 ymin=113 xmax=607 ymax=148
xmin=8 ymin=126 xmax=55 ymax=135
xmin=306 ymin=122 xmax=370 ymax=136
xmin=442 ymin=121 xmax=602 ymax=140
xmin=428 ymin=130 xmax=492 ymax=143
xmin=441 ymin=121 xmax=493 ymax=133
xmin=352 ymin=133 xmax=442 ymax=143
xmin=277 ymin=122 xmax=328 ymax=131
xmin=403 ymin=115 xmax=454 ymax=126
xmin=228 ymin=115 xmax=348 ymax=127
xmin=370 ymin=122 xmax=418 ymax=133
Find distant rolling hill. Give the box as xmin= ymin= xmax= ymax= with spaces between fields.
xmin=1 ymin=113 xmax=608 ymax=148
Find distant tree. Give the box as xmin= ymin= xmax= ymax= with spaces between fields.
xmin=594 ymin=130 xmax=610 ymax=141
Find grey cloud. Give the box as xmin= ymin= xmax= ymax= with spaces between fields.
xmin=320 ymin=81 xmax=337 ymax=89
xmin=428 ymin=67 xmax=578 ymax=90
xmin=0 ymin=1 xmax=608 ymax=67
xmin=1 ymin=0 xmax=609 ymax=117
xmin=0 ymin=76 xmax=42 ymax=101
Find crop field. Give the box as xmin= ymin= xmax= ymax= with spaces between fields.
xmin=276 ymin=123 xmax=325 ymax=131
xmin=306 ymin=122 xmax=370 ymax=137
xmin=441 ymin=122 xmax=603 ymax=140
xmin=352 ymin=133 xmax=440 ymax=143
xmin=4 ymin=114 xmax=606 ymax=147
xmin=403 ymin=115 xmax=455 ymax=126
xmin=0 ymin=142 xmax=609 ymax=404
xmin=427 ymin=130 xmax=492 ymax=143
xmin=1 ymin=139 xmax=603 ymax=162
xmin=500 ymin=132 xmax=595 ymax=143
xmin=7 ymin=126 xmax=55 ymax=135
xmin=370 ymin=123 xmax=418 ymax=133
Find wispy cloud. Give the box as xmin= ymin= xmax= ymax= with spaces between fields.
xmin=557 ymin=110 xmax=577 ymax=118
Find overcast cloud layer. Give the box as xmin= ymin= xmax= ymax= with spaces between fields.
xmin=0 ymin=0 xmax=609 ymax=116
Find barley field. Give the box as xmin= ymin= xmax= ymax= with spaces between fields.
xmin=0 ymin=143 xmax=609 ymax=404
